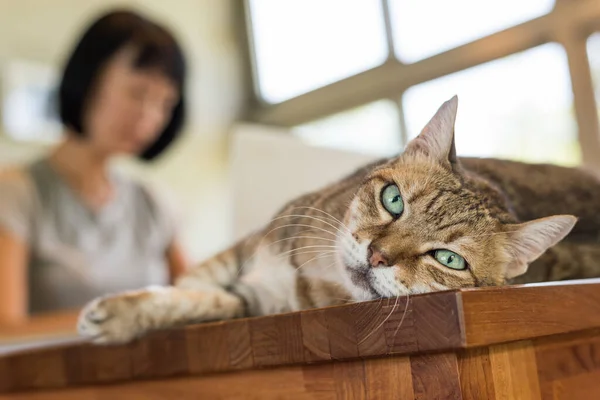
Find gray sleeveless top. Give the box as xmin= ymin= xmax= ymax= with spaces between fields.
xmin=0 ymin=158 xmax=176 ymax=314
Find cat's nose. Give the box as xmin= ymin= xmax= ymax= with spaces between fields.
xmin=368 ymin=245 xmax=389 ymax=268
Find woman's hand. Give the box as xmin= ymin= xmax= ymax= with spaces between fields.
xmin=166 ymin=240 xmax=188 ymax=284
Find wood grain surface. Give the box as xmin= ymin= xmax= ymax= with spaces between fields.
xmin=1 ymin=279 xmax=600 ymax=398
xmin=461 ymin=279 xmax=600 ymax=346
xmin=0 ymin=310 xmax=78 ymax=342
xmin=5 ymin=333 xmax=600 ymax=400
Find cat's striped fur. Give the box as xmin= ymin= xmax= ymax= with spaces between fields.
xmin=78 ymin=96 xmax=600 ymax=344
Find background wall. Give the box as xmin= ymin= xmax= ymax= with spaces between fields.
xmin=229 ymin=124 xmax=376 ymax=240
xmin=0 ymin=0 xmax=248 ymax=262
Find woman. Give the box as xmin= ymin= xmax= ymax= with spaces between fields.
xmin=0 ymin=10 xmax=189 ymax=324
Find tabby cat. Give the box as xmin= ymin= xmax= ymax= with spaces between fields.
xmin=78 ymin=96 xmax=600 ymax=344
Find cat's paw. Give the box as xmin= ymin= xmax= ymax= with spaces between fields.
xmin=77 ymin=293 xmax=145 ymax=345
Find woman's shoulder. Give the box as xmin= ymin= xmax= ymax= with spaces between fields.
xmin=0 ymin=164 xmax=30 ymax=181
xmin=0 ymin=158 xmax=63 ymax=204
xmin=0 ymin=162 xmax=40 ymax=240
xmin=0 ymin=163 xmax=36 ymax=194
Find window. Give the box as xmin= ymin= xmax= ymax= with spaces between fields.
xmin=403 ymin=43 xmax=580 ymax=166
xmin=244 ymin=1 xmax=599 ymax=167
xmin=293 ymin=100 xmax=401 ymax=156
xmin=247 ymin=0 xmax=388 ymax=103
xmin=1 ymin=59 xmax=62 ymax=143
xmin=388 ymin=0 xmax=554 ymax=63
xmin=588 ymin=33 xmax=600 ymax=121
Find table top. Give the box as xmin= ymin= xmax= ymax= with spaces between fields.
xmin=1 ymin=278 xmax=600 ymax=394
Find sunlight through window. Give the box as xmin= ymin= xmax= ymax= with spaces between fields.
xmin=293 ymin=100 xmax=401 ymax=157
xmin=248 ymin=0 xmax=388 ymax=103
xmin=389 ymin=0 xmax=554 ymax=63
xmin=588 ymin=33 xmax=600 ymax=125
xmin=403 ymin=43 xmax=580 ymax=166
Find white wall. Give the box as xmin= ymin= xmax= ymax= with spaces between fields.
xmin=0 ymin=0 xmax=246 ymax=262
xmin=229 ymin=124 xmax=378 ymax=240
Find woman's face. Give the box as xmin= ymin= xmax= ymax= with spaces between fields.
xmin=83 ymin=49 xmax=180 ymax=157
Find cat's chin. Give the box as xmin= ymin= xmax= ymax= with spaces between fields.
xmin=344 ymin=265 xmax=380 ymax=299
xmin=344 ymin=263 xmax=412 ymax=300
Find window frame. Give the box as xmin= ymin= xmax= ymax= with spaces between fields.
xmin=242 ymin=0 xmax=600 ymax=171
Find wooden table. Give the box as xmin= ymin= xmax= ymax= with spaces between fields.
xmin=1 ymin=279 xmax=600 ymax=399
xmin=0 ymin=310 xmax=80 ymax=356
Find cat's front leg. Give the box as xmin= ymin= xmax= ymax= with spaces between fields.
xmin=77 ymin=286 xmax=244 ymax=344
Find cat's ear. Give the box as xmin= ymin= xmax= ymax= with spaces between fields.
xmin=503 ymin=215 xmax=577 ymax=279
xmin=404 ymin=95 xmax=459 ymax=168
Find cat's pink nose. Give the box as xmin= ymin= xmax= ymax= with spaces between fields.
xmin=368 ymin=245 xmax=389 ymax=268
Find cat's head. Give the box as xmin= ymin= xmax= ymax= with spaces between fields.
xmin=338 ymin=96 xmax=576 ymax=300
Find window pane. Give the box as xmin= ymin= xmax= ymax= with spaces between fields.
xmin=248 ymin=0 xmax=388 ymax=103
xmin=1 ymin=59 xmax=62 ymax=142
xmin=588 ymin=33 xmax=600 ymax=122
xmin=389 ymin=0 xmax=554 ymax=63
xmin=403 ymin=43 xmax=580 ymax=166
xmin=293 ymin=100 xmax=401 ymax=157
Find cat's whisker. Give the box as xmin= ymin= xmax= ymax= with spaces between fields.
xmin=358 ymin=294 xmax=401 ymax=346
xmin=276 ymin=245 xmax=338 ymax=257
xmin=240 ymin=235 xmax=335 ymax=273
xmin=294 ymin=253 xmax=335 ymax=272
xmin=310 ymin=260 xmax=338 ymax=274
xmin=355 ymin=295 xmax=387 ymax=325
xmin=272 ymin=214 xmax=350 ymax=237
xmin=234 ymin=223 xmax=339 ymax=278
xmin=235 ymin=248 xmax=333 ymax=282
xmin=279 ymin=209 xmax=348 ymax=228
xmin=290 ymin=206 xmax=348 ymax=228
xmin=293 ymin=206 xmax=347 ymax=229
xmin=267 ymin=235 xmax=338 ymax=246
xmin=295 ymin=228 xmax=323 ymax=237
xmin=392 ymin=293 xmax=410 ymax=339
xmin=278 ymin=250 xmax=337 ymax=260
xmin=236 ymin=254 xmax=257 ymax=279
xmin=266 ymin=223 xmax=339 ymax=238
xmin=331 ymin=297 xmax=360 ymax=304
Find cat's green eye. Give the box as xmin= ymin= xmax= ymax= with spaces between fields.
xmin=381 ymin=184 xmax=404 ymax=217
xmin=433 ymin=250 xmax=467 ymax=270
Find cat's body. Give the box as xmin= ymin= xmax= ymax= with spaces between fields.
xmin=77 ymin=97 xmax=600 ymax=344
xmin=178 ymin=156 xmax=600 ymax=315
xmin=458 ymin=158 xmax=600 ymax=284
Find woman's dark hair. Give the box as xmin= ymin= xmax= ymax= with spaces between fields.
xmin=58 ymin=9 xmax=187 ymax=161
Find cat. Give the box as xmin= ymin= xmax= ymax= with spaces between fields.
xmin=77 ymin=96 xmax=600 ymax=344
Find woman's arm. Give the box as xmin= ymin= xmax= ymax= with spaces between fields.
xmin=0 ymin=168 xmax=33 ymax=326
xmin=0 ymin=230 xmax=29 ymax=325
xmin=166 ymin=239 xmax=188 ymax=284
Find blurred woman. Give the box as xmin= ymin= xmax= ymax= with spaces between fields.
xmin=0 ymin=9 xmax=189 ymax=324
